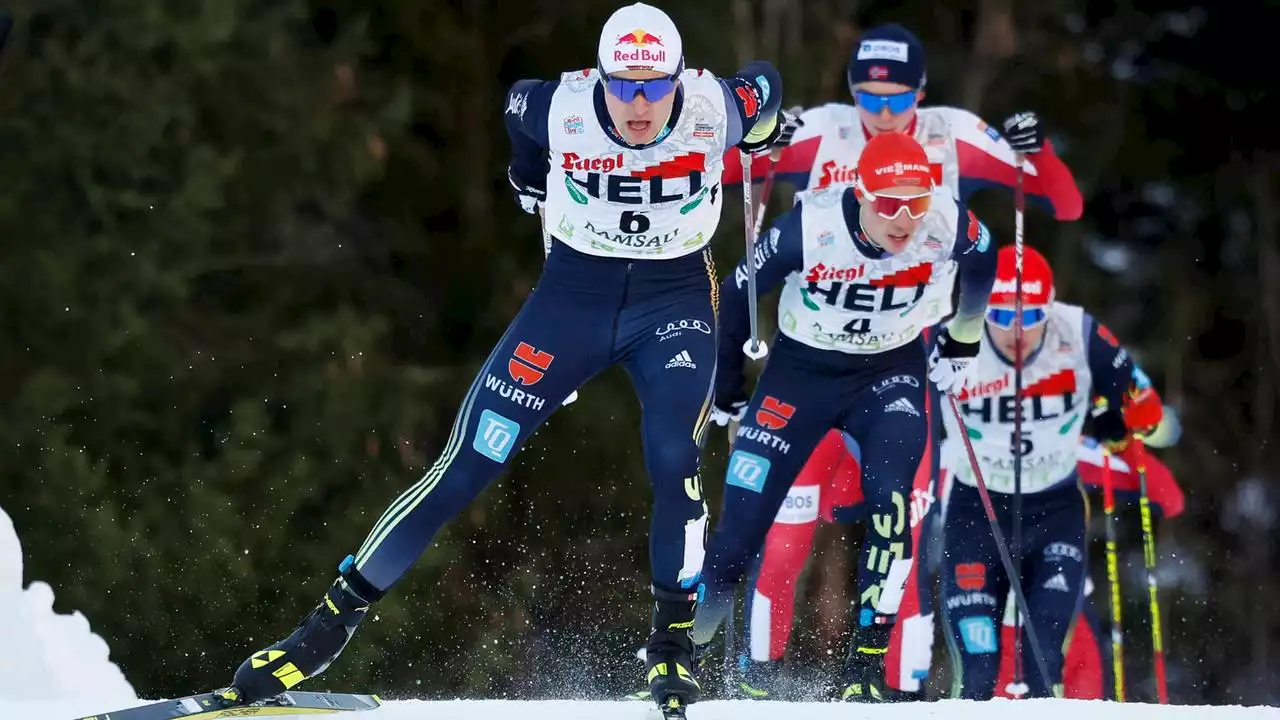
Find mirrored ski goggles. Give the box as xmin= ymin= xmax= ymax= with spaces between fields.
xmin=986 ymin=307 xmax=1048 ymax=329
xmin=855 ymin=89 xmax=917 ymax=115
xmin=602 ymin=73 xmax=679 ymax=103
xmin=859 ymin=186 xmax=932 ymax=220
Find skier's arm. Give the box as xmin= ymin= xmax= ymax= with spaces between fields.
xmin=945 ymin=207 xmax=999 ymax=343
xmin=503 ymin=79 xmax=558 ymax=214
xmin=716 ymin=204 xmax=806 ymax=407
xmin=1082 ymin=314 xmax=1156 ymax=452
xmin=718 ymin=61 xmax=785 ymax=150
xmin=721 ymin=105 xmax=825 ymax=189
xmin=949 ymin=108 xmax=1084 ymax=221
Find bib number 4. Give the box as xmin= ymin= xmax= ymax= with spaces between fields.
xmin=842 ymin=316 xmax=871 ymax=334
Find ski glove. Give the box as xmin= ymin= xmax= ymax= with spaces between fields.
xmin=928 ymin=328 xmax=981 ymax=395
xmin=1090 ymin=402 xmax=1130 ymax=453
xmin=508 ymin=167 xmax=546 ymax=215
xmin=1002 ymin=111 xmax=1045 ymax=154
xmin=710 ymin=398 xmax=748 ymax=427
xmin=740 ymin=108 xmax=803 ymax=154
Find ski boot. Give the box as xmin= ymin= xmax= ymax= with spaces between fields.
xmin=644 ymin=588 xmax=701 ymax=718
xmin=736 ymin=658 xmax=785 ymax=700
xmin=222 ymin=556 xmax=384 ymax=705
xmin=837 ymin=621 xmax=891 ymax=702
xmin=625 ymin=639 xmax=713 ymax=702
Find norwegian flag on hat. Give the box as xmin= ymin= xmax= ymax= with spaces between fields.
xmin=990 ymin=245 xmax=1054 ymax=307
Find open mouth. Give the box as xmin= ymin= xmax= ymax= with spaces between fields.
xmin=626 ymin=120 xmax=651 ymax=135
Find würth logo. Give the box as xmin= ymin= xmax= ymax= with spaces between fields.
xmin=508 ymin=342 xmax=554 ymax=385
xmin=755 ymin=395 xmax=795 ymax=430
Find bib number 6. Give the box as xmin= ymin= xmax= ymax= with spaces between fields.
xmin=620 ymin=210 xmax=650 ymax=234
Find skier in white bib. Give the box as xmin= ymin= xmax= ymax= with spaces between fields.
xmin=939 ymin=245 xmax=1158 ymax=699
xmin=222 ymin=4 xmax=797 ymax=714
xmin=691 ymin=131 xmax=998 ymax=700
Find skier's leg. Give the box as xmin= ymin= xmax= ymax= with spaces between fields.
xmin=228 ymin=273 xmax=612 ymax=702
xmin=940 ymin=483 xmax=1008 ymax=700
xmin=692 ymin=341 xmax=842 ymax=653
xmin=618 ymin=280 xmax=720 ymax=705
xmin=835 ymin=353 xmax=929 ymax=702
xmin=737 ymin=431 xmax=844 ymax=697
xmin=1020 ymin=484 xmax=1088 ymax=698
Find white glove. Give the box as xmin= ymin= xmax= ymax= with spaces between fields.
xmin=710 ymin=400 xmax=747 ymax=427
xmin=928 ymin=328 xmax=981 ymax=395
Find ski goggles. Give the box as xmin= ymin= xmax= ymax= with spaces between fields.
xmin=854 ymin=89 xmax=918 ymax=115
xmin=602 ymin=73 xmax=680 ymax=103
xmin=857 ymin=182 xmax=933 ymax=220
xmin=986 ymin=307 xmax=1049 ymax=329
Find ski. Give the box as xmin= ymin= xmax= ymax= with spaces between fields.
xmin=70 ymin=690 xmax=381 ymax=720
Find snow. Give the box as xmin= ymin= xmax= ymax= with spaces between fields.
xmin=2 ymin=504 xmax=1277 ymax=719
xmin=7 ymin=696 xmax=1280 ymax=720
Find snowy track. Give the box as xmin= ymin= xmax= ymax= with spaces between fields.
xmin=11 ymin=698 xmax=1279 ymax=720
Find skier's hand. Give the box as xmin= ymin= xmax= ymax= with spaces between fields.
xmin=1002 ymin=111 xmax=1045 ymax=154
xmin=508 ymin=167 xmax=546 ymax=215
xmin=1090 ymin=402 xmax=1130 ymax=454
xmin=928 ymin=328 xmax=981 ymax=395
xmin=740 ymin=108 xmax=803 ymax=155
xmin=710 ymin=398 xmax=747 ymax=428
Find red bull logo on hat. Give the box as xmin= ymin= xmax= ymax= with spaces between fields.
xmin=614 ymin=29 xmax=667 ymax=64
xmin=616 ymin=29 xmax=664 ymax=46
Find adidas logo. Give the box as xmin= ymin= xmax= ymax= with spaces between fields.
xmin=884 ymin=398 xmax=920 ymax=417
xmin=1043 ymin=573 xmax=1069 ymax=592
xmin=665 ymin=350 xmax=697 ymax=369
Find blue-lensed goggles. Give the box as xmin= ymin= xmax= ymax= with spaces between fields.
xmin=855 ymin=89 xmax=917 ymax=115
xmin=987 ymin=307 xmax=1048 ymax=329
xmin=603 ymin=74 xmax=679 ymax=103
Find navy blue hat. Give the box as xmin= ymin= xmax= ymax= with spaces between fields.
xmin=847 ymin=24 xmax=926 ymax=92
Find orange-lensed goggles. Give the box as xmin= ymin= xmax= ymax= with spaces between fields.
xmin=864 ymin=188 xmax=932 ymax=220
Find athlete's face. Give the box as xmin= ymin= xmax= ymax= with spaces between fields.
xmin=603 ymin=69 xmax=679 ymax=145
xmin=853 ymin=81 xmax=923 ymax=135
xmin=858 ymin=186 xmax=928 ymax=254
xmin=987 ymin=316 xmax=1048 ymax=362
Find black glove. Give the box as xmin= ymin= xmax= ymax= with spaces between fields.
xmin=1090 ymin=403 xmax=1130 ymax=453
xmin=739 ymin=108 xmax=803 ymax=154
xmin=1001 ymin=111 xmax=1045 ymax=154
xmin=507 ymin=168 xmax=546 ymax=215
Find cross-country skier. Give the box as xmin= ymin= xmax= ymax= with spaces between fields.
xmin=989 ymin=379 xmax=1184 ymax=700
xmin=221 ymin=3 xmax=796 ymax=714
xmin=939 ymin=245 xmax=1159 ymax=699
xmin=690 ymin=130 xmax=998 ymax=701
xmin=719 ymin=22 xmax=1084 ymax=700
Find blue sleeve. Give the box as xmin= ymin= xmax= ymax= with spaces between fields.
xmin=503 ymin=80 xmax=559 ymax=192
xmin=718 ymin=61 xmax=784 ymax=147
xmin=715 ymin=203 xmax=805 ymax=406
xmin=948 ymin=205 xmax=998 ymax=334
xmin=1083 ymin=311 xmax=1134 ymax=412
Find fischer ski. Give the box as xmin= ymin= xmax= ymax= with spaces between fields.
xmin=70 ymin=689 xmax=381 ymax=720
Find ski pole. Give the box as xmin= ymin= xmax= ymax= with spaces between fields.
xmin=1102 ymin=446 xmax=1127 ymax=701
xmin=1132 ymin=437 xmax=1170 ymax=703
xmin=1008 ymin=152 xmax=1028 ymax=698
xmin=945 ymin=394 xmax=1054 ymax=692
xmin=739 ymin=150 xmax=768 ymax=361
